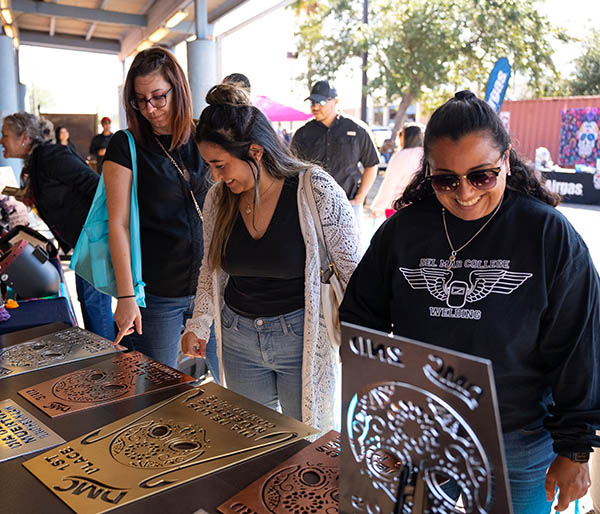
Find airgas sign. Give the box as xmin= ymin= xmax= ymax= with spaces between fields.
xmin=485 ymin=58 xmax=511 ymax=113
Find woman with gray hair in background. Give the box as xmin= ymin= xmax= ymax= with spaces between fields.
xmin=0 ymin=112 xmax=115 ymax=339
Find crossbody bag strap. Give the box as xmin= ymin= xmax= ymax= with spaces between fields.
xmin=303 ymin=169 xmax=337 ymax=283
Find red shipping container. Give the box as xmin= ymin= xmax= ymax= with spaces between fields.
xmin=500 ymin=96 xmax=600 ymax=166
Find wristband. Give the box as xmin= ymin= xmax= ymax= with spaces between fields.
xmin=117 ymin=294 xmax=136 ymax=299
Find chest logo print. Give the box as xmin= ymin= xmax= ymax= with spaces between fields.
xmin=399 ymin=267 xmax=532 ymax=308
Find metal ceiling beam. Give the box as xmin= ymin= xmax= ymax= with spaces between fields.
xmin=207 ymin=0 xmax=248 ymax=23
xmin=12 ymin=0 xmax=146 ymax=27
xmin=85 ymin=0 xmax=110 ymax=41
xmin=19 ymin=29 xmax=120 ymax=54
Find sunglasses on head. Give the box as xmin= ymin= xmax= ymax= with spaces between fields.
xmin=425 ymin=156 xmax=506 ymax=193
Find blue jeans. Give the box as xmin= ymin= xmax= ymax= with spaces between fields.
xmin=122 ymin=293 xmax=218 ymax=378
xmin=442 ymin=424 xmax=555 ymax=514
xmin=74 ymin=275 xmax=115 ymax=340
xmin=220 ymin=304 xmax=304 ymax=421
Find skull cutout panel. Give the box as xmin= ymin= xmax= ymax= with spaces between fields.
xmin=261 ymin=464 xmax=338 ymax=514
xmin=110 ymin=419 xmax=209 ymax=469
xmin=347 ymin=382 xmax=493 ymax=514
xmin=52 ymin=369 xmax=132 ymax=403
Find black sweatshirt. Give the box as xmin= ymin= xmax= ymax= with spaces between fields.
xmin=339 ymin=189 xmax=600 ymax=453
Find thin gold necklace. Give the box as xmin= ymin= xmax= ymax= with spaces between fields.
xmin=442 ymin=195 xmax=504 ymax=269
xmin=243 ymin=178 xmax=278 ymax=215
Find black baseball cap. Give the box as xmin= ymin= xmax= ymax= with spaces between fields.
xmin=305 ymin=80 xmax=337 ymax=102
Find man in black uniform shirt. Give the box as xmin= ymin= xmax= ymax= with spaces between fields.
xmin=291 ymin=80 xmax=380 ymax=217
xmin=88 ymin=116 xmax=113 ymax=172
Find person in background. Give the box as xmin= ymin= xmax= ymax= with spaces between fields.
xmin=291 ymin=80 xmax=380 ymax=221
xmin=181 ymin=83 xmax=360 ymax=432
xmin=339 ymin=91 xmax=600 ymax=514
xmin=89 ymin=117 xmax=113 ymax=173
xmin=1 ymin=112 xmax=115 ymax=340
xmin=221 ymin=72 xmax=251 ymax=93
xmin=103 ymin=47 xmax=218 ymax=377
xmin=370 ymin=124 xmax=424 ymax=218
xmin=55 ymin=125 xmax=79 ymax=156
xmin=379 ymin=138 xmax=395 ymax=163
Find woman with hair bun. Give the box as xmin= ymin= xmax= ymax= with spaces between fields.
xmin=0 ymin=112 xmax=114 ymax=339
xmin=181 ymin=83 xmax=360 ymax=431
xmin=103 ymin=47 xmax=218 ymax=376
xmin=340 ymin=90 xmax=600 ymax=513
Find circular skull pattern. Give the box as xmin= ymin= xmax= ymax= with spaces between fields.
xmin=110 ymin=419 xmax=208 ymax=468
xmin=347 ymin=382 xmax=492 ymax=514
xmin=261 ymin=464 xmax=338 ymax=514
xmin=0 ymin=340 xmax=71 ymax=368
xmin=52 ymin=369 xmax=132 ymax=402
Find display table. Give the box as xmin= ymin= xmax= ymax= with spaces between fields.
xmin=0 ymin=297 xmax=75 ymax=335
xmin=0 ymin=325 xmax=309 ymax=514
xmin=542 ymin=170 xmax=600 ymax=206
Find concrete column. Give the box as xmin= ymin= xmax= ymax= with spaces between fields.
xmin=187 ymin=39 xmax=216 ymax=118
xmin=0 ymin=35 xmax=21 ymax=177
xmin=187 ymin=0 xmax=216 ymax=118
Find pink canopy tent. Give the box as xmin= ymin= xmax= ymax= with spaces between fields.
xmin=253 ymin=95 xmax=312 ymax=122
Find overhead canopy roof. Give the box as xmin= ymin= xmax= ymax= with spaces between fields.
xmin=9 ymin=0 xmax=249 ymax=59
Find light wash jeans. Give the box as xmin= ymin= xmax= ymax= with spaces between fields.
xmin=122 ymin=292 xmax=218 ymax=378
xmin=220 ymin=303 xmax=304 ymax=421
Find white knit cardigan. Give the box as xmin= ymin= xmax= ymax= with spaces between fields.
xmin=185 ymin=167 xmax=361 ymax=432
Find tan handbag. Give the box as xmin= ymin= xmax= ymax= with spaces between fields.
xmin=303 ymin=169 xmax=344 ymax=347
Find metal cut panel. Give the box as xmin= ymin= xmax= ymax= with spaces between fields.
xmin=340 ymin=322 xmax=512 ymax=514
xmin=0 ymin=399 xmax=65 ymax=463
xmin=18 ymin=352 xmax=195 ymax=417
xmin=218 ymin=430 xmax=340 ymax=514
xmin=0 ymin=327 xmax=124 ymax=379
xmin=23 ymin=382 xmax=317 ymax=514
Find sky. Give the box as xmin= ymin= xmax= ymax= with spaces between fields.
xmin=14 ymin=0 xmax=600 ymax=129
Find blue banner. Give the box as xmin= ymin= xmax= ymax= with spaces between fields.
xmin=485 ymin=58 xmax=511 ymax=113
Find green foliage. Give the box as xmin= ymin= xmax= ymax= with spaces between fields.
xmin=293 ymin=0 xmax=564 ymax=128
xmin=568 ymin=29 xmax=600 ymax=96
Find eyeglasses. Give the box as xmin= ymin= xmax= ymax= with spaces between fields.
xmin=309 ymin=99 xmax=331 ymax=107
xmin=426 ymin=159 xmax=505 ymax=193
xmin=130 ymin=88 xmax=173 ymax=110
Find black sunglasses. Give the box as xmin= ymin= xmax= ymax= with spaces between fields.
xmin=309 ymin=98 xmax=331 ymax=106
xmin=425 ymin=157 xmax=506 ymax=193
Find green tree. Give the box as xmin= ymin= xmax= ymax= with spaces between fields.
xmin=568 ymin=29 xmax=600 ymax=96
xmin=294 ymin=0 xmax=564 ymax=138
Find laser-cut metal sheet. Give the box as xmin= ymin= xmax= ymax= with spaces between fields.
xmin=218 ymin=430 xmax=340 ymax=514
xmin=0 ymin=399 xmax=65 ymax=463
xmin=340 ymin=322 xmax=513 ymax=514
xmin=18 ymin=351 xmax=195 ymax=417
xmin=0 ymin=327 xmax=124 ymax=379
xmin=23 ymin=382 xmax=318 ymax=514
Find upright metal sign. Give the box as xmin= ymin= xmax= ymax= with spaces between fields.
xmin=24 ymin=382 xmax=317 ymax=514
xmin=340 ymin=322 xmax=512 ymax=514
xmin=0 ymin=399 xmax=64 ymax=463
xmin=0 ymin=327 xmax=124 ymax=379
xmin=19 ymin=352 xmax=195 ymax=417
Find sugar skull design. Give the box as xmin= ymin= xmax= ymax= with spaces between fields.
xmin=347 ymin=382 xmax=492 ymax=513
xmin=577 ymin=121 xmax=599 ymax=158
xmin=0 ymin=339 xmax=72 ymax=368
xmin=261 ymin=464 xmax=339 ymax=513
xmin=110 ymin=419 xmax=209 ymax=469
xmin=52 ymin=369 xmax=132 ymax=403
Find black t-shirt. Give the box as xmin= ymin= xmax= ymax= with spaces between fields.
xmin=222 ymin=176 xmax=305 ymax=317
xmin=291 ymin=114 xmax=380 ymax=199
xmin=104 ymin=130 xmax=209 ymax=297
xmin=89 ymin=133 xmax=113 ymax=156
xmin=340 ymin=190 xmax=600 ymax=453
